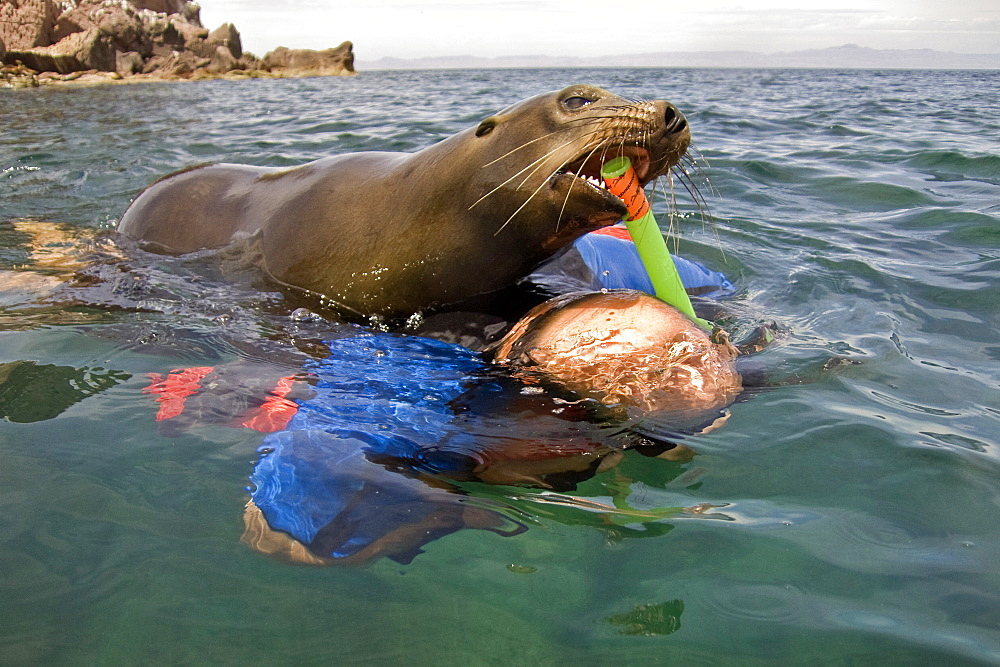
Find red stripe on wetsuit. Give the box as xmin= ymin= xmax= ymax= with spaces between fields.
xmin=142 ymin=367 xmax=299 ymax=432
xmin=591 ymin=224 xmax=633 ymax=241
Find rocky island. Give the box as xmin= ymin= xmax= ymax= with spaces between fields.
xmin=1 ymin=0 xmax=355 ymax=87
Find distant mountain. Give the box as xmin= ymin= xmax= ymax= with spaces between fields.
xmin=358 ymin=44 xmax=999 ymax=71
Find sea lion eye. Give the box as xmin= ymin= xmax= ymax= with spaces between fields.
xmin=476 ymin=118 xmax=496 ymax=137
xmin=563 ymin=96 xmax=594 ymax=110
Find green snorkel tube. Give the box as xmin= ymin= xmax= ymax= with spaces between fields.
xmin=600 ymin=156 xmax=714 ymax=331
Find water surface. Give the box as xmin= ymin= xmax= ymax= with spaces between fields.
xmin=1 ymin=68 xmax=999 ymax=664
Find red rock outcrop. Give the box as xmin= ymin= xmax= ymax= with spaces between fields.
xmin=0 ymin=0 xmax=355 ymax=83
xmin=262 ymin=42 xmax=355 ymax=77
xmin=0 ymin=0 xmax=60 ymax=50
xmin=206 ymin=22 xmax=240 ymax=59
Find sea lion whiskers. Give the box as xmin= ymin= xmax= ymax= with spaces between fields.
xmin=682 ymin=142 xmax=712 ymax=173
xmin=661 ymin=146 xmax=728 ymax=258
xmin=477 ymin=111 xmax=638 ymax=170
xmin=492 ymin=136 xmax=611 ymax=237
xmin=470 ymin=130 xmax=608 ymax=212
xmin=559 ymin=110 xmax=650 ymax=126
xmin=478 ymin=112 xmax=638 ymax=174
xmin=505 ymin=113 xmax=631 ymax=185
xmin=680 ymin=146 xmax=718 ymax=208
xmin=483 ymin=107 xmax=620 ymax=169
xmin=554 ymin=138 xmax=618 ymax=233
xmin=675 ymin=142 xmax=715 ymax=204
xmin=675 ymin=161 xmax=726 ymax=257
xmin=483 ymin=103 xmax=661 ymax=214
xmin=495 ymin=119 xmax=663 ymax=239
xmin=670 ymin=160 xmax=713 ymax=225
xmin=550 ymin=110 xmax=664 ymax=235
xmin=645 ymin=165 xmax=704 ymax=255
xmin=513 ymin=132 xmax=608 ymax=191
xmin=502 ymin=113 xmax=655 ymax=236
xmin=480 ymin=128 xmax=576 ymax=169
xmin=658 ymin=170 xmax=683 ymax=255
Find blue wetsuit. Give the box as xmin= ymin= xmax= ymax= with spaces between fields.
xmin=249 ymin=230 xmax=734 ymax=563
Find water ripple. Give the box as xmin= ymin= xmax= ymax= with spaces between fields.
xmin=702 ymin=582 xmax=811 ymax=625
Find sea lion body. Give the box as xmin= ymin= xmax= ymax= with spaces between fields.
xmin=118 ymin=85 xmax=691 ymax=318
xmin=491 ymin=290 xmax=742 ymax=419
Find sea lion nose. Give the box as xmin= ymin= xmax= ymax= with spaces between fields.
xmin=663 ymin=103 xmax=688 ymax=134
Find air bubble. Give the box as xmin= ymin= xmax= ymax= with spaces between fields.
xmin=290 ymin=307 xmax=321 ymax=322
xmin=507 ymin=564 xmax=537 ymax=574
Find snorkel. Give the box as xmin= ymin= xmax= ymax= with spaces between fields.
xmin=600 ymin=156 xmax=713 ymax=331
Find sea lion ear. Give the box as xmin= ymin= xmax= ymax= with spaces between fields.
xmin=475 ymin=117 xmax=497 ymax=137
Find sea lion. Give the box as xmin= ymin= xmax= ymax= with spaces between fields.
xmin=117 ymin=85 xmax=691 ymax=319
xmin=490 ymin=290 xmax=742 ymax=422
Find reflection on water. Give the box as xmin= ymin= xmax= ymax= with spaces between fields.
xmin=0 ymin=67 xmax=998 ymax=664
xmin=606 ymin=600 xmax=685 ymax=636
xmin=0 ymin=361 xmax=130 ymax=422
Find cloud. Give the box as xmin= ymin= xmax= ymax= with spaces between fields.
xmin=197 ymin=0 xmax=1000 ymax=59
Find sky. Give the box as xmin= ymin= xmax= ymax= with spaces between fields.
xmin=198 ymin=0 xmax=1000 ymax=61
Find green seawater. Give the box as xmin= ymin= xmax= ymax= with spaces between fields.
xmin=1 ymin=68 xmax=999 ymax=664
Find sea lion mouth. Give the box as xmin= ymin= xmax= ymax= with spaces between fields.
xmin=559 ymin=145 xmax=653 ymax=184
xmin=553 ymin=145 xmax=653 ymax=207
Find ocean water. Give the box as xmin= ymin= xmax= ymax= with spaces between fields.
xmin=1 ymin=67 xmax=999 ymax=664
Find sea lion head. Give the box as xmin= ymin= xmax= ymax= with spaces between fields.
xmin=490 ymin=290 xmax=741 ymax=418
xmin=457 ymin=84 xmax=692 ymax=252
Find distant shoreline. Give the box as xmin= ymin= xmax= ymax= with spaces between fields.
xmin=357 ymin=45 xmax=999 ymax=72
xmin=4 ymin=63 xmax=992 ymax=90
xmin=356 ymin=64 xmax=999 ymax=73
